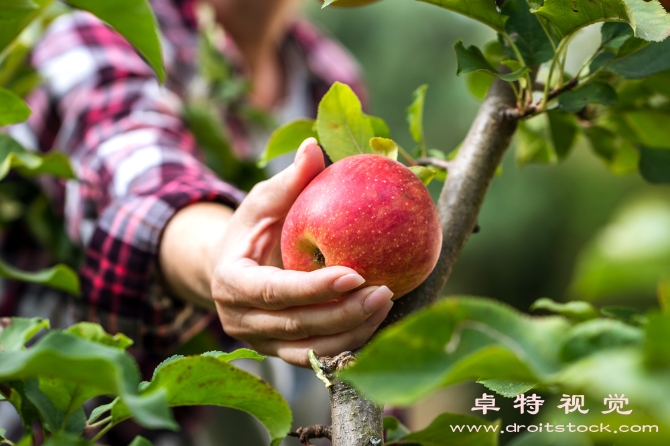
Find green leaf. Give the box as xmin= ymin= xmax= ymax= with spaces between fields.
xmin=24 ymin=379 xmax=85 ymax=434
xmin=129 ymin=436 xmax=153 ymax=446
xmin=407 ymin=84 xmax=427 ymax=145
xmin=644 ymin=312 xmax=670 ymax=369
xmin=454 ymin=40 xmax=529 ymax=82
xmin=7 ymin=380 xmax=39 ymax=429
xmin=477 ymin=379 xmax=538 ymax=397
xmin=530 ymin=298 xmax=600 ymax=322
xmin=368 ymin=115 xmax=391 ymax=139
xmin=558 ymin=81 xmax=618 ymax=112
xmin=0 ymin=331 xmax=176 ymax=430
xmin=601 ymin=22 xmax=635 ymax=50
xmin=316 ymin=82 xmax=374 ymax=162
xmin=339 ymin=297 xmax=570 ymax=406
xmin=201 ymin=348 xmax=266 ymax=362
xmin=41 ymin=434 xmax=90 ymax=446
xmin=600 ymin=306 xmax=647 ymax=325
xmin=623 ymin=110 xmax=670 ymax=149
xmin=502 ymin=0 xmax=555 ymax=65
xmin=583 ymin=125 xmax=639 ymax=175
xmin=409 ymin=166 xmax=436 ymax=186
xmin=66 ymin=0 xmax=165 ymax=82
xmin=111 ymin=355 xmax=292 ymax=446
xmin=0 ymin=0 xmax=48 ymax=55
xmin=418 ymin=0 xmax=508 ymax=32
xmin=534 ymin=0 xmax=670 ymax=42
xmin=64 ymin=322 xmax=133 ymax=350
xmin=0 ymin=88 xmax=31 ymax=126
xmin=0 ymin=134 xmax=77 ymax=181
xmin=609 ymin=38 xmax=670 ymax=78
xmin=383 ymin=416 xmax=411 ymax=442
xmin=257 ymin=119 xmax=318 ymax=168
xmin=0 ymin=258 xmax=79 ymax=296
xmin=639 ymin=147 xmax=670 ymax=183
xmin=369 ymin=137 xmax=399 ymax=161
xmin=0 ymin=317 xmax=49 ymax=352
xmin=467 ymin=72 xmax=494 ymax=99
xmin=515 ymin=110 xmax=578 ymax=165
xmin=388 ymin=413 xmax=500 ymax=446
xmin=87 ymin=400 xmax=115 ymax=424
xmin=559 ymin=319 xmax=644 ymax=362
xmin=569 ymin=195 xmax=670 ymax=300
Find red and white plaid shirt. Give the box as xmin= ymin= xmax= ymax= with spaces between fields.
xmin=2 ymin=0 xmax=366 ymax=354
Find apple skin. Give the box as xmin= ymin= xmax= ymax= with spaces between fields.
xmin=281 ymin=154 xmax=442 ymax=299
xmin=319 ymin=0 xmax=383 ymax=7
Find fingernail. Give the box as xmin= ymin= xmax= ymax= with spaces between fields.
xmin=363 ymin=286 xmax=394 ymax=314
xmin=295 ymin=138 xmax=317 ymax=164
xmin=332 ymin=273 xmax=366 ymax=293
xmin=367 ymin=301 xmax=394 ymax=326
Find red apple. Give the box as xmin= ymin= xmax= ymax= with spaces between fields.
xmin=281 ymin=154 xmax=442 ymax=299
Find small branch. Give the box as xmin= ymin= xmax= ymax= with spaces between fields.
xmin=288 ymin=425 xmax=332 ymax=446
xmin=503 ymin=76 xmax=579 ymax=120
xmin=398 ymin=146 xmax=418 ymax=166
xmin=416 ymin=157 xmax=450 ymax=171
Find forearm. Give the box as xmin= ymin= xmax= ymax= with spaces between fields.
xmin=159 ymin=202 xmax=235 ymax=311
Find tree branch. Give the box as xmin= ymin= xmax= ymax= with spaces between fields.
xmin=326 ymin=77 xmax=519 ymax=446
xmin=416 ymin=157 xmax=450 ymax=171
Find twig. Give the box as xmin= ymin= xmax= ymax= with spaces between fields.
xmin=288 ymin=425 xmax=332 ymax=446
xmin=416 ymin=157 xmax=450 ymax=171
xmin=502 ymin=76 xmax=579 ymax=120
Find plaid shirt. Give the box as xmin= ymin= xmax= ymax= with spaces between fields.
xmin=2 ymin=0 xmax=366 ymax=354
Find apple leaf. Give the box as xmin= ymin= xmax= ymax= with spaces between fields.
xmin=65 ymin=0 xmax=165 ymax=82
xmin=368 ymin=115 xmax=391 ymax=139
xmin=386 ymin=413 xmax=500 ymax=446
xmin=0 ymin=88 xmax=31 ymax=126
xmin=515 ymin=110 xmax=578 ymax=166
xmin=383 ymin=417 xmax=411 ymax=442
xmin=477 ymin=379 xmax=538 ymax=397
xmin=559 ymin=318 xmax=643 ymax=362
xmin=609 ymin=38 xmax=670 ymax=79
xmin=0 ymin=331 xmax=177 ymax=430
xmin=369 ymin=137 xmax=398 ymax=161
xmin=257 ymin=119 xmax=319 ymax=168
xmin=0 ymin=317 xmax=50 ymax=352
xmin=645 ymin=312 xmax=670 ymax=369
xmin=534 ymin=0 xmax=670 ymax=43
xmin=454 ymin=40 xmax=529 ymax=82
xmin=530 ymin=298 xmax=600 ymax=322
xmin=418 ymin=0 xmax=508 ymax=32
xmin=409 ymin=166 xmax=436 ymax=186
xmin=0 ymin=0 xmax=46 ymax=55
xmin=0 ymin=258 xmax=80 ymax=296
xmin=316 ymin=82 xmax=375 ymax=162
xmin=64 ymin=322 xmax=133 ymax=350
xmin=129 ymin=436 xmax=153 ymax=446
xmin=0 ymin=134 xmax=76 ymax=181
xmin=583 ymin=125 xmax=639 ymax=175
xmin=339 ymin=297 xmax=570 ymax=406
xmin=639 ymin=146 xmax=670 ymax=183
xmin=407 ymin=84 xmax=427 ymax=146
xmin=110 ymin=355 xmax=292 ymax=446
xmin=502 ymin=0 xmax=555 ymax=65
xmin=558 ymin=81 xmax=618 ymax=113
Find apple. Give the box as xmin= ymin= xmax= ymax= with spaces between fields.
xmin=319 ymin=0 xmax=383 ymax=7
xmin=281 ymin=154 xmax=442 ymax=299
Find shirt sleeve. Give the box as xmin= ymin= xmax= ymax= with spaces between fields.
xmin=15 ymin=11 xmax=245 ymax=350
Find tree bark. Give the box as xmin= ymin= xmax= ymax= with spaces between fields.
xmin=326 ymin=77 xmax=519 ymax=445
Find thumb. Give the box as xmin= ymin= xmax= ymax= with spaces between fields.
xmin=239 ymin=138 xmax=325 ymax=222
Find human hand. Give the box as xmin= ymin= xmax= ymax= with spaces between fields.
xmin=211 ymin=138 xmax=394 ymax=367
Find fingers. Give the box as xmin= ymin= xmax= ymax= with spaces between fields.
xmin=238 ymin=138 xmax=324 ymax=224
xmin=235 ymin=286 xmax=394 ymax=340
xmin=258 ymin=301 xmax=394 ymax=368
xmin=220 ymin=262 xmax=366 ymax=309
